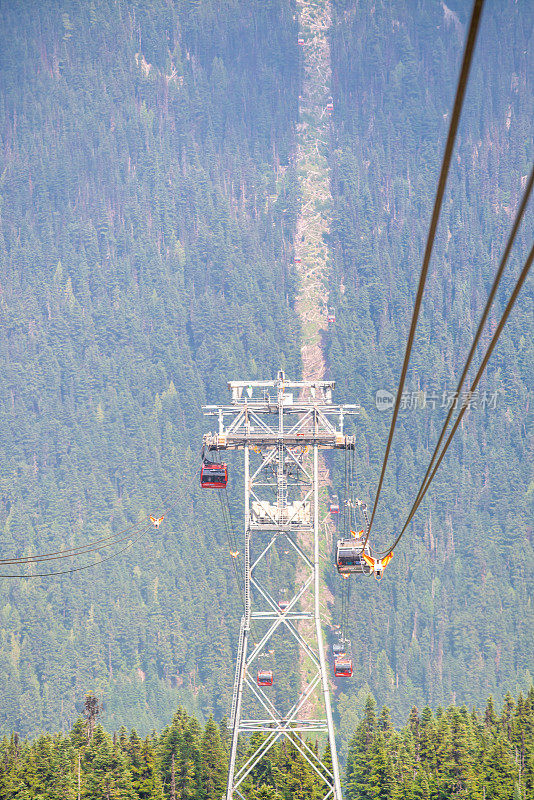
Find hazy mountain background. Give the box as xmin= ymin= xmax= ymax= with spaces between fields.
xmin=0 ymin=0 xmax=531 ymax=747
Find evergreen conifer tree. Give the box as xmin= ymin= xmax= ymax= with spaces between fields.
xmin=200 ymin=717 xmax=227 ymax=800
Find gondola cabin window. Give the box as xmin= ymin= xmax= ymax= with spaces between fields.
xmin=334 ymin=658 xmax=353 ymax=677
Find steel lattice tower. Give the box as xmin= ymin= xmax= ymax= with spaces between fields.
xmin=203 ymin=371 xmax=359 ymax=800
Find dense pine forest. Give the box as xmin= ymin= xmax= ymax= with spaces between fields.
xmin=0 ymin=691 xmax=532 ymax=799
xmin=0 ymin=0 xmax=532 ymax=768
xmin=0 ymin=0 xmax=301 ymax=735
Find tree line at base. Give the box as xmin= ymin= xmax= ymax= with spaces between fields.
xmin=0 ymin=689 xmax=532 ymax=799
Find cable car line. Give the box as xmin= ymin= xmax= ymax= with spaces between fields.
xmin=0 ymin=465 xmax=201 ymax=576
xmin=0 ymin=463 xmax=198 ymax=576
xmin=374 ymin=239 xmax=534 ymax=559
xmin=0 ymin=461 xmax=200 ymax=565
xmin=217 ymin=489 xmax=245 ymax=606
xmin=370 ymin=166 xmax=533 ymax=558
xmin=0 ymin=517 xmax=154 ymax=565
xmin=342 ymin=449 xmax=349 ymax=536
xmin=366 ymin=0 xmax=485 ymax=539
xmin=0 ymin=528 xmax=148 ymax=579
xmin=342 ymin=577 xmax=350 ymax=643
xmin=201 ymin=448 xmax=246 ymax=604
xmin=204 ymin=451 xmax=269 ymax=650
xmin=201 ymin=460 xmax=253 ymax=628
xmin=0 ymin=517 xmax=152 ymax=564
xmin=207 ymin=456 xmax=263 ymax=645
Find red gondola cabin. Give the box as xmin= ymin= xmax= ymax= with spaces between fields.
xmin=278 ymin=600 xmax=289 ymax=612
xmin=200 ymin=461 xmax=228 ymax=489
xmin=329 ymin=494 xmax=340 ymax=514
xmin=334 ymin=657 xmax=353 ymax=677
xmin=257 ymin=670 xmax=273 ymax=687
xmin=298 ymin=35 xmax=305 ymax=45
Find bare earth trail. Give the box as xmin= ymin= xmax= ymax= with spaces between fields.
xmin=294 ymin=0 xmax=338 ymax=707
xmin=295 ymin=0 xmax=332 ymax=382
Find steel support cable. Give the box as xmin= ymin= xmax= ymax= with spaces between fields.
xmin=0 ymin=465 xmax=201 ymax=576
xmin=0 ymin=519 xmax=149 ymax=564
xmin=217 ymin=489 xmax=245 ymax=607
xmin=372 ymin=169 xmax=534 ymax=558
xmin=345 ymin=449 xmax=351 ymax=536
xmin=0 ymin=513 xmax=160 ymax=565
xmin=346 ymin=450 xmax=348 ymax=538
xmin=349 ymin=449 xmax=357 ymax=534
xmin=0 ymin=468 xmax=201 ymax=577
xmin=218 ymin=488 xmax=260 ymax=645
xmin=212 ymin=459 xmax=260 ymax=643
xmin=338 ymin=565 xmax=349 ymax=643
xmin=0 ymin=464 xmax=200 ymax=565
xmin=341 ymin=577 xmax=350 ymax=645
xmin=0 ymin=461 xmax=201 ymax=565
xmin=0 ymin=531 xmax=153 ymax=579
xmin=366 ymin=0 xmax=485 ymax=543
xmin=375 ymin=241 xmax=534 ymax=558
xmin=340 ymin=579 xmax=345 ymax=643
xmin=342 ymin=575 xmax=346 ymax=624
xmin=346 ymin=579 xmax=351 ymax=647
xmin=223 ymin=487 xmax=242 ymax=556
xmin=0 ymin=526 xmax=148 ymax=566
xmin=216 ymin=457 xmax=280 ymax=645
xmin=339 ymin=575 xmax=345 ymax=638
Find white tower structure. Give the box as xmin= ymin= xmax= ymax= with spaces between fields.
xmin=202 ymin=371 xmax=359 ymax=800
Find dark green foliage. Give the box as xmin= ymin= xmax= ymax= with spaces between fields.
xmin=344 ymin=693 xmax=533 ymax=800
xmin=200 ymin=717 xmax=226 ymax=800
xmin=327 ymin=0 xmax=533 ymax=739
xmin=0 ymin=694 xmax=530 ymax=798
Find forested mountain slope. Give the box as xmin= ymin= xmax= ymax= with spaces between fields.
xmin=0 ymin=0 xmax=301 ymax=736
xmin=0 ymin=0 xmax=531 ymax=744
xmin=325 ymin=0 xmax=533 ymax=746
